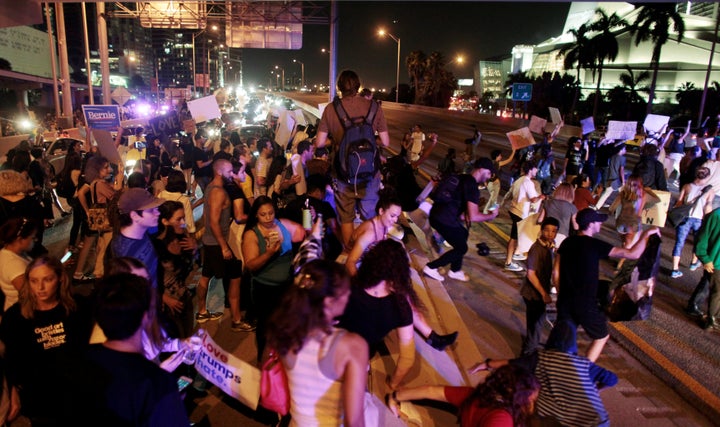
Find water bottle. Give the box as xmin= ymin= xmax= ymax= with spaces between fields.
xmin=302 ymin=199 xmax=312 ymax=230
xmin=182 ymin=329 xmax=204 ymax=365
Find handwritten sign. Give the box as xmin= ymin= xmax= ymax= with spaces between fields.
xmin=82 ymin=105 xmax=121 ymax=131
xmin=149 ymin=111 xmax=182 ymax=137
xmin=548 ymin=107 xmax=562 ymax=124
xmin=529 ymin=116 xmax=547 ymax=134
xmin=506 ymin=127 xmax=536 ymax=150
xmin=188 ymin=95 xmax=222 ymax=123
xmin=194 ymin=332 xmax=261 ymax=409
xmin=606 ymin=121 xmax=637 ymax=141
xmin=643 ymin=114 xmax=670 ymax=134
xmin=580 ymin=117 xmax=595 ymax=135
xmin=641 ymin=190 xmax=670 ymax=227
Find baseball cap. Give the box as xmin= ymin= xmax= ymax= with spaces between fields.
xmin=576 ymin=208 xmax=608 ymax=230
xmin=118 ymin=188 xmax=164 ymax=214
xmin=473 ymin=157 xmax=496 ymax=174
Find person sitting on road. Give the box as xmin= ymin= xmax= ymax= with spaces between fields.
xmin=346 ymin=188 xmax=457 ymax=351
xmin=339 ymin=239 xmax=418 ymax=391
xmin=387 ymin=364 xmax=540 ymax=427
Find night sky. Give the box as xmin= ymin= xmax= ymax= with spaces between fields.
xmin=240 ymin=1 xmax=571 ymax=91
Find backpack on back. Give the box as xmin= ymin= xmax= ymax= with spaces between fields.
xmin=431 ymin=174 xmax=462 ymax=204
xmin=333 ymin=98 xmax=380 ymax=185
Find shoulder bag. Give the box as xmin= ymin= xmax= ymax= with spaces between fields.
xmin=666 ymin=185 xmax=712 ymax=228
xmin=259 ymin=349 xmax=290 ymax=415
xmin=87 ymin=182 xmax=111 ymax=232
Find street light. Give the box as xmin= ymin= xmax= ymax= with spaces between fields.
xmin=456 ymin=55 xmax=464 ymax=64
xmin=192 ymin=24 xmax=218 ymax=97
xmin=293 ymin=59 xmax=305 ymax=89
xmin=378 ymin=29 xmax=400 ymax=103
xmin=274 ymin=65 xmax=285 ymax=91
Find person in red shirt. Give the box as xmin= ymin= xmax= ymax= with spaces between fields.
xmin=386 ymin=365 xmax=539 ymax=427
xmin=573 ymin=173 xmax=602 ymax=211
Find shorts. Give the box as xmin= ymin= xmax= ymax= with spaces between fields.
xmin=571 ymin=305 xmax=609 ymax=339
xmin=509 ymin=212 xmax=522 ymax=240
xmin=334 ymin=176 xmax=380 ymax=224
xmin=202 ymin=245 xmax=242 ymax=279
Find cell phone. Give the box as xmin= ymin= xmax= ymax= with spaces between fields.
xmin=177 ymin=375 xmax=192 ymax=392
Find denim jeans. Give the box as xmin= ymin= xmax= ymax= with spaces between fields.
xmin=673 ymin=217 xmax=702 ymax=257
xmin=427 ymin=218 xmax=469 ymax=272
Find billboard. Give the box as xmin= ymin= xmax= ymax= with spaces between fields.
xmin=0 ymin=26 xmax=52 ymax=78
xmin=225 ymin=2 xmax=302 ymax=49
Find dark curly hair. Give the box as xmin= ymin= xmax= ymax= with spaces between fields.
xmin=355 ymin=239 xmax=420 ymax=308
xmin=460 ymin=365 xmax=540 ymax=427
xmin=267 ymin=259 xmax=351 ymax=356
xmin=375 ymin=186 xmax=402 ymax=215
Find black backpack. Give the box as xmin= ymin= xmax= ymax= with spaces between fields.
xmin=432 ymin=174 xmax=462 ymax=204
xmin=333 ymin=97 xmax=380 ymax=185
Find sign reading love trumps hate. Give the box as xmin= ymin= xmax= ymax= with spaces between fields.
xmin=82 ymin=105 xmax=121 ymax=130
xmin=194 ymin=332 xmax=261 ymax=409
xmin=149 ymin=111 xmax=182 ymax=137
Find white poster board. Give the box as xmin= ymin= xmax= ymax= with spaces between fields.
xmin=194 ymin=332 xmax=261 ymax=409
xmin=187 ymin=95 xmax=222 ymax=123
xmin=529 ymin=116 xmax=547 ymax=134
xmin=643 ymin=114 xmax=670 ymax=134
xmin=275 ymin=110 xmax=296 ymax=148
xmin=91 ymin=129 xmax=122 ymax=165
xmin=580 ymin=117 xmax=595 ymax=135
xmin=548 ymin=107 xmax=562 ymax=124
xmin=506 ymin=127 xmax=535 ymax=150
xmin=606 ymin=121 xmax=637 ymax=141
xmin=641 ymin=190 xmax=670 ymax=228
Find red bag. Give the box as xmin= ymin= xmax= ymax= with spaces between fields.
xmin=259 ymin=350 xmax=290 ymax=415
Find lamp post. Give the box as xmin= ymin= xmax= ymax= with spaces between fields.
xmin=293 ymin=59 xmax=305 ymax=89
xmin=378 ymin=29 xmax=400 ymax=103
xmin=275 ymin=65 xmax=285 ymax=91
xmin=192 ymin=24 xmax=218 ymax=97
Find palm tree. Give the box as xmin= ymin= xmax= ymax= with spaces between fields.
xmin=422 ymin=51 xmax=457 ymax=107
xmin=588 ymin=8 xmax=628 ymax=119
xmin=557 ymin=24 xmax=593 ymax=119
xmin=632 ymin=3 xmax=685 ymax=114
xmin=606 ymin=66 xmax=650 ymax=120
xmin=619 ymin=66 xmax=651 ymax=105
xmin=406 ymin=50 xmax=427 ymax=105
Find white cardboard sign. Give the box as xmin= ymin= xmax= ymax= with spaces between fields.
xmin=187 ymin=95 xmax=222 ymax=123
xmin=506 ymin=127 xmax=536 ymax=150
xmin=606 ymin=121 xmax=637 ymax=141
xmin=549 ymin=107 xmax=562 ymax=124
xmin=580 ymin=117 xmax=595 ymax=135
xmin=529 ymin=116 xmax=547 ymax=134
xmin=643 ymin=114 xmax=670 ymax=134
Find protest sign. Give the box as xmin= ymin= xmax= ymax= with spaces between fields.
xmin=529 ymin=116 xmax=547 ymax=134
xmin=580 ymin=117 xmax=595 ymax=135
xmin=194 ymin=332 xmax=261 ymax=409
xmin=82 ymin=105 xmax=121 ymax=131
xmin=641 ymin=190 xmax=670 ymax=227
xmin=606 ymin=121 xmax=637 ymax=141
xmin=506 ymin=127 xmax=535 ymax=150
xmin=548 ymin=107 xmax=562 ymax=124
xmin=188 ymin=95 xmax=222 ymax=123
xmin=149 ymin=111 xmax=182 ymax=137
xmin=643 ymin=114 xmax=670 ymax=134
xmin=91 ymin=129 xmax=121 ymax=165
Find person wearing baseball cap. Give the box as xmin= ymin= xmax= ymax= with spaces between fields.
xmin=422 ymin=157 xmax=498 ymax=283
xmin=106 ymin=188 xmax=164 ymax=288
xmin=554 ymin=208 xmax=660 ymax=362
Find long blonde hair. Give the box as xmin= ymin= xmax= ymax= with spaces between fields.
xmin=20 ymin=256 xmax=76 ymax=319
xmin=619 ymin=175 xmax=643 ymax=202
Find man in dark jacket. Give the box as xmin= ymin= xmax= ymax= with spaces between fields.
xmin=633 ymin=144 xmax=667 ymax=191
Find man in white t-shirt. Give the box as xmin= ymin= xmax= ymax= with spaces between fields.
xmin=408 ymin=124 xmax=426 ymax=163
xmin=505 ymin=161 xmax=545 ymax=272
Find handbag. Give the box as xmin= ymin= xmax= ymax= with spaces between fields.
xmin=259 ymin=350 xmax=290 ymax=415
xmin=87 ymin=182 xmax=111 ymax=232
xmin=666 ymin=185 xmax=711 ymax=228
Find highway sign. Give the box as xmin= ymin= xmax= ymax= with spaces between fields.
xmin=511 ymin=83 xmax=532 ymax=101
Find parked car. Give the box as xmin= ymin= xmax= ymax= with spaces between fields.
xmin=46 ymin=137 xmax=85 ymax=175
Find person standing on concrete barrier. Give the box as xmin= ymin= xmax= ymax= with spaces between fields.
xmin=553 ymin=208 xmax=660 ymax=362
xmin=422 ymin=158 xmax=498 ymax=282
xmin=315 ymin=69 xmax=390 ymax=250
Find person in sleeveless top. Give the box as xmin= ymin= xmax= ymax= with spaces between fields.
xmin=671 ymin=167 xmax=714 ymax=278
xmin=267 ymin=259 xmax=368 ymax=427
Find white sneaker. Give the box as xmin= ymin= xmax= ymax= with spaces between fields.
xmin=423 ymin=266 xmax=445 ymax=282
xmin=505 ymin=262 xmax=524 ymax=272
xmin=447 ymin=270 xmax=469 ymax=282
xmin=512 ymin=253 xmax=527 ymax=261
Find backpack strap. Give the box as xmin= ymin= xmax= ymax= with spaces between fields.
xmin=364 ymin=100 xmax=378 ymax=125
xmin=332 ymin=97 xmax=353 ymax=130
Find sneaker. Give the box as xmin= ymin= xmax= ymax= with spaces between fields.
xmin=505 ymin=262 xmax=524 ymax=272
xmin=426 ymin=331 xmax=458 ymax=351
xmin=670 ymin=270 xmax=683 ymax=278
xmin=231 ymin=319 xmax=256 ymax=332
xmin=195 ymin=311 xmax=223 ymax=323
xmin=423 ymin=265 xmax=445 ymax=282
xmin=690 ymin=261 xmax=702 ymax=271
xmin=447 ymin=269 xmax=469 ymax=282
xmin=512 ymin=253 xmax=527 ymax=261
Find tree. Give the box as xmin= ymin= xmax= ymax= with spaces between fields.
xmin=406 ymin=50 xmax=427 ymax=105
xmin=588 ymin=8 xmax=628 ymax=119
xmin=605 ymin=66 xmax=649 ymax=120
xmin=632 ymin=3 xmax=685 ymax=114
xmin=421 ymin=51 xmax=457 ymax=108
xmin=557 ymin=24 xmax=592 ymax=119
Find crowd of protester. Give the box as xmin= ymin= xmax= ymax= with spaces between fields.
xmin=0 ymin=68 xmax=718 ymax=426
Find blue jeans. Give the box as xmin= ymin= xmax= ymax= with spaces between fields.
xmin=673 ymin=217 xmax=702 ymax=257
xmin=427 ymin=218 xmax=469 ymax=272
